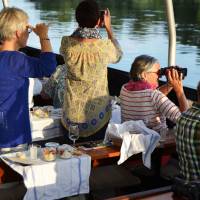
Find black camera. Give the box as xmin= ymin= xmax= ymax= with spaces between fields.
xmin=159 ymin=66 xmax=187 ymax=79
xmin=100 ymin=10 xmax=105 ymax=27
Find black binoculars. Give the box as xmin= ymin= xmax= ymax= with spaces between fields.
xmin=159 ymin=66 xmax=187 ymax=79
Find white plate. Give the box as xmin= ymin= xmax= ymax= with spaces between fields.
xmin=42 ymin=158 xmax=56 ymax=162
xmin=59 ymin=154 xmax=72 ymax=159
xmin=3 ymin=156 xmax=42 ymax=165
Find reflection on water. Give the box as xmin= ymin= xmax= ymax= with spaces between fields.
xmin=1 ymin=0 xmax=200 ymax=88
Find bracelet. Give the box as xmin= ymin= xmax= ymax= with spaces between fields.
xmin=40 ymin=38 xmax=50 ymax=41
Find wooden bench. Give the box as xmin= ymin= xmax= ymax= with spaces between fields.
xmin=105 ymin=186 xmax=187 ymax=200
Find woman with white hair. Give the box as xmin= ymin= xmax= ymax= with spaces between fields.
xmin=120 ymin=55 xmax=188 ymax=134
xmin=0 ymin=7 xmax=57 ymax=150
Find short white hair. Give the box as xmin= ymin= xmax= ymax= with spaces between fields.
xmin=0 ymin=7 xmax=28 ymax=41
xmin=130 ymin=55 xmax=159 ymax=81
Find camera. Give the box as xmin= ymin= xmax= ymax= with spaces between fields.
xmin=100 ymin=10 xmax=105 ymax=21
xmin=159 ymin=66 xmax=187 ymax=79
xmin=100 ymin=10 xmax=105 ymax=27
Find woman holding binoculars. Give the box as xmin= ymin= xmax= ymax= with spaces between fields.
xmin=120 ymin=55 xmax=189 ymax=135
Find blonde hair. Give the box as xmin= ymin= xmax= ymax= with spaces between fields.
xmin=130 ymin=55 xmax=159 ymax=81
xmin=0 ymin=7 xmax=28 ymax=41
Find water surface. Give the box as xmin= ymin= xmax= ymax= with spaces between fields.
xmin=1 ymin=0 xmax=200 ymax=88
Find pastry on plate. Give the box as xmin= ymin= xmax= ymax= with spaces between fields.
xmin=43 ymin=147 xmax=56 ymax=161
xmin=59 ymin=150 xmax=72 ymax=159
xmin=16 ymin=152 xmax=27 ymax=160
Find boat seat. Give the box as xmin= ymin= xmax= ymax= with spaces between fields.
xmin=90 ymin=165 xmax=141 ymax=199
xmin=160 ymin=158 xmax=179 ymax=180
xmin=0 ymin=181 xmax=26 ymax=200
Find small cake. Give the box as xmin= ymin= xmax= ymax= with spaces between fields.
xmin=57 ymin=147 xmax=65 ymax=156
xmin=32 ymin=108 xmax=49 ymax=118
xmin=60 ymin=150 xmax=71 ymax=159
xmin=16 ymin=152 xmax=26 ymax=160
xmin=43 ymin=148 xmax=56 ymax=161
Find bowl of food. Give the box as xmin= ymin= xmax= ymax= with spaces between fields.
xmin=59 ymin=149 xmax=72 ymax=159
xmin=42 ymin=147 xmax=56 ymax=162
xmin=57 ymin=145 xmax=72 ymax=159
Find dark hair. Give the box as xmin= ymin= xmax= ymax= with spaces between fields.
xmin=75 ymin=0 xmax=100 ymax=28
xmin=130 ymin=55 xmax=159 ymax=81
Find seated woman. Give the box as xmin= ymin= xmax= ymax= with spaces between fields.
xmin=60 ymin=0 xmax=122 ymax=141
xmin=120 ymin=55 xmax=189 ymax=134
xmin=0 ymin=7 xmax=57 ymax=150
xmin=41 ymin=64 xmax=66 ymax=108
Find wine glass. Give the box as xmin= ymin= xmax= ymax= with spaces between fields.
xmin=160 ymin=127 xmax=168 ymax=142
xmin=68 ymin=124 xmax=79 ymax=145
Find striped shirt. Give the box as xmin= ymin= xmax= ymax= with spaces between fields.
xmin=175 ymin=103 xmax=200 ymax=181
xmin=120 ymin=85 xmax=181 ymax=133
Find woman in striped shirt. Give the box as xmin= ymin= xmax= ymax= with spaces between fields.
xmin=120 ymin=55 xmax=189 ymax=133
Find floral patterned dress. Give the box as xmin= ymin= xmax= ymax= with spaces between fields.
xmin=43 ymin=64 xmax=66 ymax=108
xmin=60 ymin=36 xmax=122 ymax=137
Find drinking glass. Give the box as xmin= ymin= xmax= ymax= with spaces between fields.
xmin=29 ymin=144 xmax=41 ymax=160
xmin=68 ymin=124 xmax=79 ymax=145
xmin=160 ymin=128 xmax=168 ymax=142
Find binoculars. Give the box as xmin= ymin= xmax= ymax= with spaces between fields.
xmin=159 ymin=66 xmax=187 ymax=79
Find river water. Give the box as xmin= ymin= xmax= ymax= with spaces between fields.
xmin=1 ymin=0 xmax=200 ymax=88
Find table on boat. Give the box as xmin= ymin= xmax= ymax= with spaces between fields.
xmin=0 ymin=134 xmax=176 ymax=200
xmin=0 ymin=150 xmax=91 ymax=200
xmin=79 ymin=134 xmax=176 ymax=168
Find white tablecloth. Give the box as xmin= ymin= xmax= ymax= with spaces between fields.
xmin=30 ymin=107 xmax=63 ymax=141
xmin=1 ymin=152 xmax=91 ymax=200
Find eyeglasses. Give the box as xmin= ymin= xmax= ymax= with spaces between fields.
xmin=27 ymin=27 xmax=32 ymax=34
xmin=147 ymin=70 xmax=161 ymax=77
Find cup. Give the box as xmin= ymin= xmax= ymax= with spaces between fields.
xmin=29 ymin=144 xmax=40 ymax=160
xmin=160 ymin=128 xmax=168 ymax=142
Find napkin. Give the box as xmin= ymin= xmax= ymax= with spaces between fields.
xmin=104 ymin=120 xmax=160 ymax=168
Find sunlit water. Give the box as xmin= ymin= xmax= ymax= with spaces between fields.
xmin=1 ymin=0 xmax=200 ymax=89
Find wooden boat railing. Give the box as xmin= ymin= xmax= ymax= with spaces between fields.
xmin=20 ymin=46 xmax=198 ymax=103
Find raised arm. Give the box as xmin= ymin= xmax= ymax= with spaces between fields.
xmin=167 ymin=69 xmax=189 ymax=112
xmin=104 ymin=8 xmax=114 ymax=40
xmin=31 ymin=23 xmax=53 ymax=52
xmin=103 ymin=8 xmax=123 ymax=62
